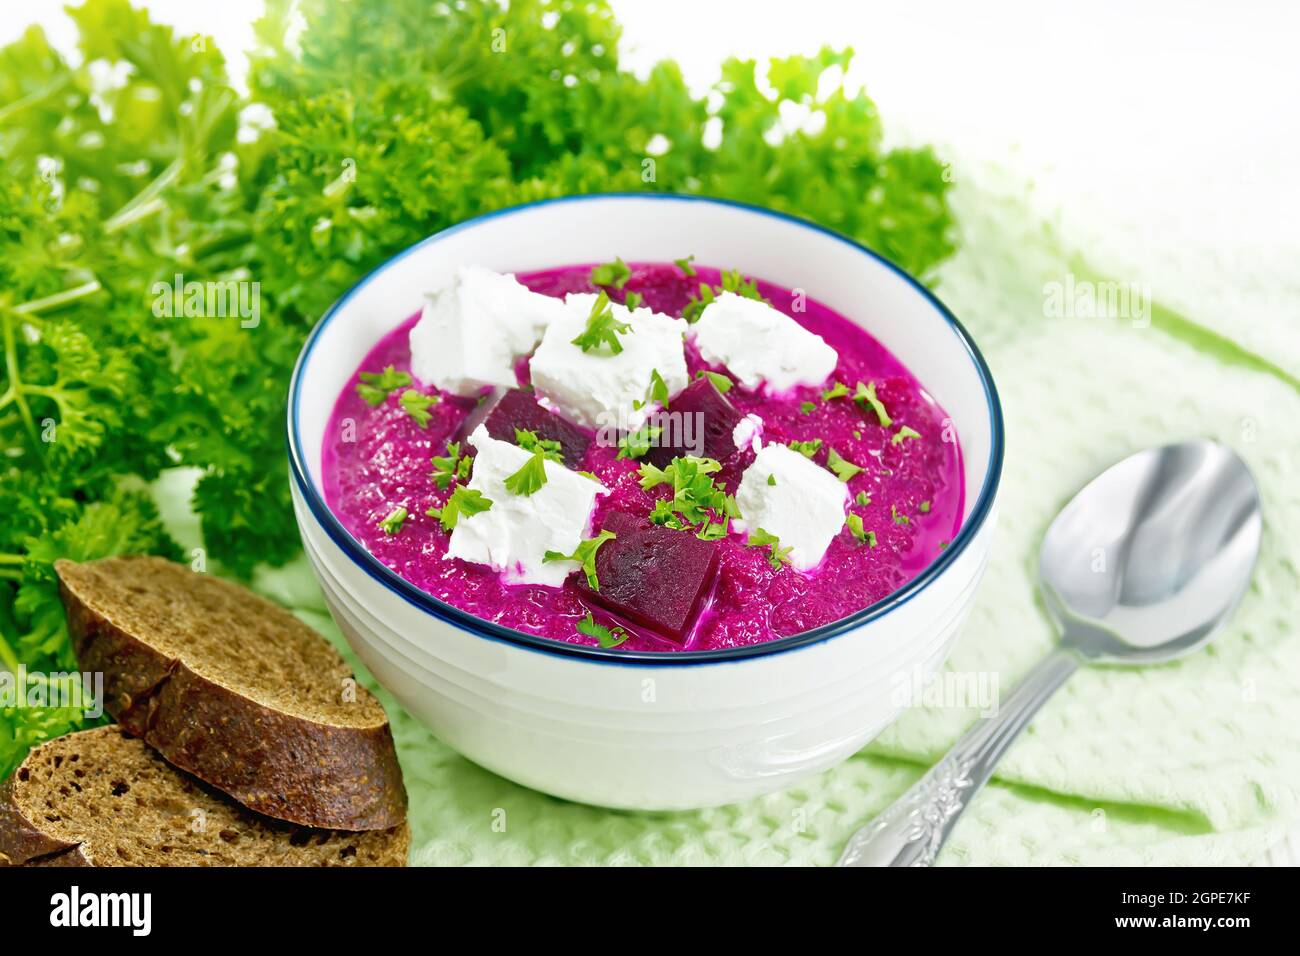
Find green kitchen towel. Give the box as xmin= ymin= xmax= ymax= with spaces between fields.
xmin=240 ymin=167 xmax=1300 ymax=865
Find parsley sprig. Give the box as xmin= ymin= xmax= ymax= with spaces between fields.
xmin=515 ymin=428 xmax=563 ymax=462
xmin=577 ymin=611 xmax=629 ymax=649
xmin=639 ymin=456 xmax=739 ymax=538
xmin=356 ymin=366 xmax=412 ymax=406
xmin=398 ymin=388 xmax=438 ymax=427
xmin=571 ymin=290 xmax=631 ymax=354
xmin=426 ymin=486 xmax=493 ymax=531
xmin=378 ymin=506 xmax=408 ymax=535
xmin=746 ymin=527 xmax=793 ymax=570
xmin=589 ymin=257 xmax=631 ymax=290
xmin=681 ymin=267 xmax=769 ymax=323
xmin=544 ymin=529 xmax=617 ymax=590
xmin=430 ymin=441 xmax=473 ymax=490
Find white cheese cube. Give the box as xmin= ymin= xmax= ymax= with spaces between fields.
xmin=409 ymin=266 xmax=565 ymax=395
xmin=735 ymin=443 xmax=847 ymax=571
xmin=692 ymin=291 xmax=837 ymax=393
xmin=445 ymin=425 xmax=608 ymax=586
xmin=529 ymin=293 xmax=689 ymax=430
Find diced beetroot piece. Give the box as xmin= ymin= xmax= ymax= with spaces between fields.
xmin=644 ymin=377 xmax=745 ymax=469
xmin=480 ymin=387 xmax=591 ymax=467
xmin=575 ymin=511 xmax=719 ymax=645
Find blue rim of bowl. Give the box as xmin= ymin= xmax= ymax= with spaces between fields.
xmin=287 ymin=192 xmax=1004 ymax=667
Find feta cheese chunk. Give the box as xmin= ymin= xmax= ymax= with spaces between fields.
xmin=445 ymin=425 xmax=607 ymax=586
xmin=736 ymin=443 xmax=847 ymax=571
xmin=530 ymin=293 xmax=689 ymax=430
xmin=409 ymin=266 xmax=564 ymax=395
xmin=692 ymin=291 xmax=837 ymax=393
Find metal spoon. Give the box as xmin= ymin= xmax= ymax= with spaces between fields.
xmin=838 ymin=440 xmax=1262 ymax=867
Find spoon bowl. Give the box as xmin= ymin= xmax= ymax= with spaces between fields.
xmin=1038 ymin=440 xmax=1262 ymax=663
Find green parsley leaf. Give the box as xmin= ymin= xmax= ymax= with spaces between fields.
xmin=767 ymin=474 xmax=777 ymax=486
xmin=854 ymin=381 xmax=892 ymax=427
xmin=822 ymin=381 xmax=849 ymax=401
xmin=788 ymin=439 xmax=823 ymax=458
xmin=892 ymin=425 xmax=921 ymax=445
xmin=919 ymin=499 xmax=931 ymax=513
xmin=855 ymin=491 xmax=871 ymax=506
xmin=430 ymin=441 xmax=472 ymax=490
xmin=544 ymin=530 xmax=617 ymax=590
xmin=746 ymin=527 xmax=794 ymax=570
xmin=623 ymin=290 xmax=643 ymax=310
xmin=826 ymin=447 xmax=863 ymax=482
xmin=571 ymin=290 xmax=631 ymax=354
xmin=427 ymin=486 xmax=493 ymax=531
xmin=504 ymin=450 xmax=549 ymax=496
xmin=589 ymin=256 xmax=631 ymax=290
xmin=648 ymin=368 xmax=670 ymax=407
xmin=617 ymin=424 xmax=662 ymax=460
xmin=576 ymin=611 xmax=629 ymax=649
xmin=891 ymin=504 xmax=910 ymax=526
xmin=682 ymin=282 xmax=716 ymax=323
xmin=638 ymin=456 xmax=734 ymax=530
xmin=398 ymin=388 xmax=439 ymax=427
xmin=846 ymin=512 xmax=876 ymax=546
xmin=356 ymin=366 xmax=412 ymax=406
xmin=674 ymin=255 xmax=696 ymax=276
xmin=515 ymin=428 xmax=564 ymax=462
xmin=695 ymin=369 xmax=734 ymax=393
xmin=696 ymin=518 xmax=730 ymax=541
xmin=800 ymin=401 xmax=816 ymax=415
xmin=719 ymin=268 xmax=767 ymax=302
xmin=378 ymin=506 xmax=408 ymax=535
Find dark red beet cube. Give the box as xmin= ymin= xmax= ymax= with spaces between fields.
xmin=644 ymin=377 xmax=745 ymax=469
xmin=480 ymin=388 xmax=591 ymax=468
xmin=575 ymin=511 xmax=719 ymax=645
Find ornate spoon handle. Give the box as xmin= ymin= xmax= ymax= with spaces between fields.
xmin=838 ymin=647 xmax=1080 ymax=867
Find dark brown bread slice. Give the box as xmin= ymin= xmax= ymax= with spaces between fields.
xmin=0 ymin=726 xmax=408 ymax=866
xmin=55 ymin=556 xmax=406 ymax=831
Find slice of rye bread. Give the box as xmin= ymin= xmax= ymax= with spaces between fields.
xmin=0 ymin=726 xmax=409 ymax=866
xmin=54 ymin=556 xmax=406 ymax=831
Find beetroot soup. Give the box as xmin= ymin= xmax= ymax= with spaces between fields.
xmin=322 ymin=261 xmax=963 ymax=652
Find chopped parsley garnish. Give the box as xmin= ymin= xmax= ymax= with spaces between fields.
xmin=746 ymin=527 xmax=793 ymax=570
xmin=847 ymin=514 xmax=878 ymax=548
xmin=696 ymin=519 xmax=731 ymax=541
xmin=398 ymin=388 xmax=439 ymax=427
xmin=504 ymin=449 xmax=550 ymax=496
xmin=855 ymin=490 xmax=871 ymax=506
xmin=430 ymin=441 xmax=472 ymax=490
xmin=892 ymin=424 xmax=921 ymax=445
xmin=919 ymin=500 xmax=931 ymax=513
xmin=577 ymin=611 xmax=629 ymax=649
xmin=623 ymin=290 xmax=644 ymax=310
xmin=821 ymin=381 xmax=849 ymax=401
xmin=695 ymin=369 xmax=733 ymax=393
xmin=682 ymin=282 xmax=716 ymax=324
xmin=767 ymin=474 xmax=777 ymax=486
xmin=788 ymin=439 xmax=823 ymax=458
xmin=800 ymin=401 xmax=816 ymax=415
xmin=571 ymin=290 xmax=631 ymax=354
xmin=846 ymin=512 xmax=876 ymax=546
xmin=515 ymin=428 xmax=564 ymax=462
xmin=544 ymin=530 xmax=617 ymax=590
xmin=674 ymin=254 xmax=696 ymax=276
xmin=356 ymin=365 xmax=412 ymax=406
xmin=378 ymin=506 xmax=408 ymax=535
xmin=639 ymin=456 xmax=738 ymax=530
xmin=719 ymin=268 xmax=766 ymax=302
xmin=826 ymin=447 xmax=863 ymax=482
xmin=891 ymin=504 xmax=910 ymax=526
xmin=648 ymin=368 xmax=671 ymax=407
xmin=854 ymin=381 xmax=892 ymax=427
xmin=426 ymin=486 xmax=493 ymax=531
xmin=617 ymin=424 xmax=662 ymax=460
xmin=589 ymin=256 xmax=631 ymax=289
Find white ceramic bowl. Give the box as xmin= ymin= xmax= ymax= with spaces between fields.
xmin=288 ymin=194 xmax=1004 ymax=811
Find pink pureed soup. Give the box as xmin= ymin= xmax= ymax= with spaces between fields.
xmin=322 ymin=262 xmax=963 ymax=652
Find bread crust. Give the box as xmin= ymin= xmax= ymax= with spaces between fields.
xmin=56 ymin=558 xmax=407 ymax=832
xmin=0 ymin=728 xmax=409 ymax=867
